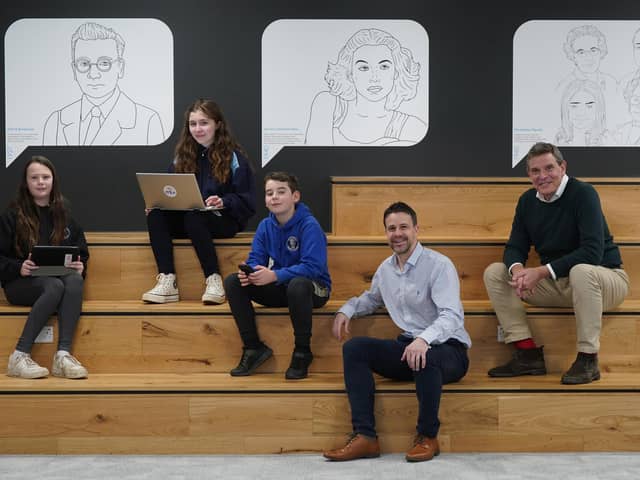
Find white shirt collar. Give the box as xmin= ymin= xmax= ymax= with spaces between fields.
xmin=536 ymin=174 xmax=569 ymax=203
xmin=392 ymin=242 xmax=423 ymax=271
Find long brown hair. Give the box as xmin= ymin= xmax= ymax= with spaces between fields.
xmin=174 ymin=99 xmax=246 ymax=183
xmin=13 ymin=156 xmax=67 ymax=256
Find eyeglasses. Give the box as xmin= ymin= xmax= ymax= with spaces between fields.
xmin=73 ymin=56 xmax=120 ymax=73
xmin=574 ymin=47 xmax=601 ymax=58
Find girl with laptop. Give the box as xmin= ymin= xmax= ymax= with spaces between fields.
xmin=142 ymin=99 xmax=256 ymax=304
xmin=0 ymin=155 xmax=89 ymax=379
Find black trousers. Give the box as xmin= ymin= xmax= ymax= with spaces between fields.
xmin=147 ymin=209 xmax=239 ymax=278
xmin=224 ymin=273 xmax=329 ymax=350
xmin=4 ymin=273 xmax=84 ymax=353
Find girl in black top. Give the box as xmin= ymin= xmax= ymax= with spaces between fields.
xmin=0 ymin=156 xmax=89 ymax=379
xmin=142 ymin=99 xmax=256 ymax=305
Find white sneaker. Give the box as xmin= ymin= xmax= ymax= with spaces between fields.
xmin=142 ymin=273 xmax=179 ymax=303
xmin=202 ymin=273 xmax=225 ymax=304
xmin=52 ymin=352 xmax=88 ymax=379
xmin=7 ymin=351 xmax=49 ymax=379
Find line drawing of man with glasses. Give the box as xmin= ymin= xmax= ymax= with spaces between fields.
xmin=42 ymin=22 xmax=165 ymax=146
xmin=556 ymin=25 xmax=621 ymax=130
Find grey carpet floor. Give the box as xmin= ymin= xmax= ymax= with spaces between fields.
xmin=2 ymin=453 xmax=640 ymax=479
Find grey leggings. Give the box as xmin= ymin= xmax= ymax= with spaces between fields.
xmin=3 ymin=274 xmax=84 ymax=353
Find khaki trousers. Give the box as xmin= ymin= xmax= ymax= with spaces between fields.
xmin=483 ymin=262 xmax=630 ymax=353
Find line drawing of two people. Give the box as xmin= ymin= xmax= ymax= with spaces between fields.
xmin=43 ymin=22 xmax=166 ymax=146
xmin=305 ymin=28 xmax=427 ymax=146
xmin=554 ymin=24 xmax=640 ymax=146
xmin=555 ymin=25 xmax=615 ymax=146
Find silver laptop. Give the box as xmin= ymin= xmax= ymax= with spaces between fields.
xmin=31 ymin=245 xmax=79 ymax=276
xmin=136 ymin=173 xmax=222 ymax=211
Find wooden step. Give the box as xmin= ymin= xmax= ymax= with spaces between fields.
xmin=1 ymin=371 xmax=639 ymax=393
xmin=3 ymin=240 xmax=636 ymax=302
xmin=1 ymin=300 xmax=639 ymax=375
xmin=331 ymin=176 xmax=640 ymax=238
xmin=0 ymin=372 xmax=638 ymax=454
xmin=75 ymin=242 xmax=640 ymax=302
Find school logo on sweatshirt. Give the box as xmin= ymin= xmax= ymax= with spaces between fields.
xmin=286 ymin=236 xmax=299 ymax=251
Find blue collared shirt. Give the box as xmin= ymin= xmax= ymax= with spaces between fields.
xmin=338 ymin=243 xmax=471 ymax=347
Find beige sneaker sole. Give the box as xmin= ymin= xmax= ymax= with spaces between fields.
xmin=142 ymin=293 xmax=180 ymax=303
xmin=52 ymin=368 xmax=88 ymax=380
xmin=202 ymin=294 xmax=225 ymax=304
xmin=202 ymin=295 xmax=227 ymax=305
xmin=7 ymin=369 xmax=49 ymax=379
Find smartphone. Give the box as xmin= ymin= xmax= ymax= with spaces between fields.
xmin=238 ymin=263 xmax=255 ymax=275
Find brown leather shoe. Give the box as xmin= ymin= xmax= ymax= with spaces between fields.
xmin=323 ymin=433 xmax=380 ymax=461
xmin=405 ymin=435 xmax=440 ymax=462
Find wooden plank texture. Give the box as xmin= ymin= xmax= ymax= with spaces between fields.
xmin=1 ymin=243 xmax=635 ymax=302
xmin=1 ymin=389 xmax=639 ymax=453
xmin=331 ymin=179 xmax=640 ymax=239
xmin=2 ymin=306 xmax=640 ymax=375
xmin=0 ymin=312 xmax=639 ymax=375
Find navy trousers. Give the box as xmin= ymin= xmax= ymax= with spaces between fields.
xmin=343 ymin=335 xmax=469 ymax=438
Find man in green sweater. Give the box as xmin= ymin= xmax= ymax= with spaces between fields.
xmin=484 ymin=142 xmax=629 ymax=384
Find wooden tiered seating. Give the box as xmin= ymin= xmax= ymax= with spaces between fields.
xmin=1 ymin=177 xmax=639 ymax=454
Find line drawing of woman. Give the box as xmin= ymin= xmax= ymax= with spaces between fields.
xmin=555 ymin=79 xmax=610 ymax=146
xmin=305 ymin=28 xmax=427 ymax=146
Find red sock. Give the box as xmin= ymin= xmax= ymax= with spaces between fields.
xmin=514 ymin=338 xmax=537 ymax=349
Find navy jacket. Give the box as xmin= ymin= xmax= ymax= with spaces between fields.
xmin=170 ymin=148 xmax=256 ymax=230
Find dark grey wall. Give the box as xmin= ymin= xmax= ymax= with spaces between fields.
xmin=2 ymin=1 xmax=640 ymax=231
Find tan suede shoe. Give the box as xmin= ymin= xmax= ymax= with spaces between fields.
xmin=323 ymin=433 xmax=380 ymax=461
xmin=405 ymin=435 xmax=440 ymax=462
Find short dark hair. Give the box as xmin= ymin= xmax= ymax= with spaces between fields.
xmin=383 ymin=202 xmax=417 ymax=226
xmin=264 ymin=171 xmax=299 ymax=193
xmin=524 ymin=142 xmax=565 ymax=170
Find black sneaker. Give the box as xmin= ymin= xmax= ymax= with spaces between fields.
xmin=561 ymin=353 xmax=600 ymax=385
xmin=488 ymin=346 xmax=546 ymax=377
xmin=285 ymin=351 xmax=313 ymax=380
xmin=229 ymin=345 xmax=273 ymax=376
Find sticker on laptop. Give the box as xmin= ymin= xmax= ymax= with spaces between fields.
xmin=163 ymin=185 xmax=177 ymax=197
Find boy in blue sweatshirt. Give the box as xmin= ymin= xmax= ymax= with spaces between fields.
xmin=224 ymin=172 xmax=331 ymax=379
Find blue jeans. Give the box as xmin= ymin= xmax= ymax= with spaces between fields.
xmin=343 ymin=335 xmax=469 ymax=438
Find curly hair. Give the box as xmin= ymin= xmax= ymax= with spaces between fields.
xmin=563 ymin=25 xmax=608 ymax=62
xmin=174 ymin=99 xmax=246 ymax=183
xmin=325 ymin=28 xmax=421 ymax=111
xmin=12 ymin=156 xmax=67 ymax=257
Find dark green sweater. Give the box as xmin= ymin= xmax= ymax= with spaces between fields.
xmin=504 ymin=177 xmax=622 ymax=278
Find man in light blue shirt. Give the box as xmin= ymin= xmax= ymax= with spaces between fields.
xmin=323 ymin=202 xmax=470 ymax=463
